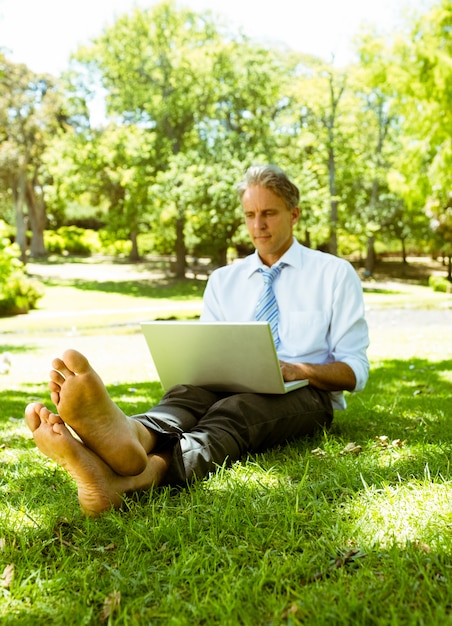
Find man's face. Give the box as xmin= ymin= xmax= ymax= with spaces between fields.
xmin=242 ymin=185 xmax=299 ymax=266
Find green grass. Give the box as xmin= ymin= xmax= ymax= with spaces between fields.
xmin=1 ymin=263 xmax=452 ymax=625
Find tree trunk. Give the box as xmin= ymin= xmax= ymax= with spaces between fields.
xmin=401 ymin=238 xmax=407 ymax=264
xmin=174 ymin=216 xmax=186 ymax=278
xmin=364 ymin=235 xmax=376 ymax=277
xmin=323 ymin=73 xmax=345 ymax=257
xmin=328 ymin=145 xmax=338 ymax=256
xmin=26 ymin=178 xmax=47 ymax=257
xmin=14 ymin=171 xmax=28 ymax=264
xmin=365 ymin=177 xmax=379 ymax=276
xmin=129 ymin=230 xmax=140 ymax=261
xmin=329 ymin=199 xmax=338 ymax=256
xmin=215 ymin=247 xmax=228 ymax=268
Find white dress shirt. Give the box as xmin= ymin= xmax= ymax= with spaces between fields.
xmin=201 ymin=239 xmax=370 ymax=410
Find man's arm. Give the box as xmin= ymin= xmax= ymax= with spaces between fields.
xmin=279 ymin=360 xmax=357 ymax=392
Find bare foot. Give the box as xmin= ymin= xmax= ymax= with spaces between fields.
xmin=25 ymin=403 xmax=170 ymax=517
xmin=25 ymin=402 xmax=123 ymax=515
xmin=48 ymin=349 xmax=155 ymax=476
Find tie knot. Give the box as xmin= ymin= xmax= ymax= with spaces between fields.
xmin=259 ymin=263 xmax=285 ymax=284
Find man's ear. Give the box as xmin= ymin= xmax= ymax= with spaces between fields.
xmin=291 ymin=206 xmax=300 ymax=225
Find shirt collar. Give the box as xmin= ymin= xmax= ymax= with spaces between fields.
xmin=246 ymin=238 xmax=302 ymax=277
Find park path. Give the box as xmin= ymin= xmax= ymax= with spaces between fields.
xmin=365 ymin=307 xmax=451 ymax=329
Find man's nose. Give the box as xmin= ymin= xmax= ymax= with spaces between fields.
xmin=254 ymin=215 xmax=266 ymax=229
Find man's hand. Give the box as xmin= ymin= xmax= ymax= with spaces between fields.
xmin=279 ymin=361 xmax=304 ymax=382
xmin=279 ymin=360 xmax=357 ymax=392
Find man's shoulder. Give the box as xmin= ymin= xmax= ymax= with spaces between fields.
xmin=300 ymin=244 xmax=353 ymax=269
xmin=210 ymin=254 xmax=256 ymax=278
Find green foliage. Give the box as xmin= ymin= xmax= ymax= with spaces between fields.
xmin=0 ymin=221 xmax=43 ymax=315
xmin=149 ymin=155 xmax=245 ymax=265
xmin=98 ymin=230 xmax=132 ymax=256
xmin=390 ymin=0 xmax=452 ymax=243
xmin=428 ymin=274 xmax=451 ymax=292
xmin=44 ymin=226 xmax=102 ymax=256
xmin=43 ymin=230 xmax=66 ymax=254
xmin=135 ymin=232 xmax=156 ymax=256
xmin=3 ymin=0 xmax=452 ymax=269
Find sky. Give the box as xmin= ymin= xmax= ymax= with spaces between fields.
xmin=0 ymin=0 xmax=431 ymax=76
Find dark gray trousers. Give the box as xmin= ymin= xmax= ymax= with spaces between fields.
xmin=132 ymin=384 xmax=333 ymax=486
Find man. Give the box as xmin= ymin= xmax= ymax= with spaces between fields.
xmin=25 ymin=164 xmax=369 ymax=516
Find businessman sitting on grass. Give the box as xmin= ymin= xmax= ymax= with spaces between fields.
xmin=25 ymin=164 xmax=369 ymax=516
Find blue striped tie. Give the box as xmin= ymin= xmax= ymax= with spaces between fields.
xmin=255 ymin=264 xmax=285 ymax=348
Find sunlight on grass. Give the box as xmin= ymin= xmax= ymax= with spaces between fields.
xmin=345 ymin=478 xmax=452 ymax=549
xmin=205 ymin=461 xmax=287 ymax=491
xmin=0 ymin=447 xmax=67 ymax=534
xmin=1 ymin=503 xmax=45 ymax=532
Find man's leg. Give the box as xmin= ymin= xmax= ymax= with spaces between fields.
xmin=130 ymin=384 xmax=227 ymax=484
xmin=47 ymin=349 xmax=158 ymax=476
xmin=131 ymin=384 xmax=333 ymax=484
xmin=25 ymin=403 xmax=171 ymax=517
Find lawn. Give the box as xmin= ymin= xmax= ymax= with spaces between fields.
xmin=0 ymin=258 xmax=451 ymax=625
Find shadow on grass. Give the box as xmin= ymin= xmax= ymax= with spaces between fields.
xmin=41 ymin=276 xmax=207 ymax=300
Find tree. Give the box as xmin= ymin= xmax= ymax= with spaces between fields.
xmin=204 ymin=39 xmax=293 ymax=163
xmin=0 ymin=219 xmax=43 ymax=314
xmin=56 ymin=123 xmax=154 ymax=260
xmin=350 ymin=32 xmax=401 ymax=273
xmin=72 ymin=1 xmax=226 ymax=272
xmin=72 ymin=2 xmax=295 ymax=272
xmin=390 ymin=0 xmax=452 ymax=267
xmin=0 ymin=59 xmax=69 ymax=260
xmin=286 ymin=58 xmax=357 ymax=255
xmin=149 ymin=155 xmax=244 ymax=270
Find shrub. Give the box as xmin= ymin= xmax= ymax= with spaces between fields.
xmin=98 ymin=230 xmax=131 ymax=256
xmin=44 ymin=230 xmax=66 ymax=254
xmin=136 ymin=232 xmax=155 ymax=255
xmin=428 ymin=275 xmax=451 ymax=293
xmin=57 ymin=226 xmax=102 ymax=255
xmin=44 ymin=227 xmax=102 ymax=256
xmin=0 ymin=221 xmax=44 ymax=315
xmin=0 ymin=273 xmax=44 ymax=315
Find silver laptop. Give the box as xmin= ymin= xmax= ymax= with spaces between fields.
xmin=141 ymin=321 xmax=308 ymax=394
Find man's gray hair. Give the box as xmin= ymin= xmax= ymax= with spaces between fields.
xmin=236 ymin=164 xmax=300 ymax=210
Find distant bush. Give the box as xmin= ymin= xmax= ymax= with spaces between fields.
xmin=0 ymin=221 xmax=44 ymax=315
xmin=428 ymin=275 xmax=451 ymax=293
xmin=44 ymin=227 xmax=102 ymax=256
xmin=44 ymin=230 xmax=66 ymax=254
xmin=136 ymin=232 xmax=155 ymax=255
xmin=98 ymin=231 xmax=131 ymax=256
